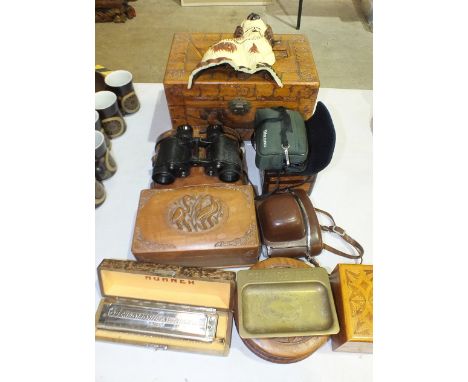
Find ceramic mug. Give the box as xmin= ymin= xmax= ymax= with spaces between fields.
xmin=105 ymin=70 xmax=140 ymax=115
xmin=95 ymin=91 xmax=126 ymax=138
xmin=95 ymin=179 xmax=106 ymax=208
xmin=95 ymin=110 xmax=111 ymax=149
xmin=95 ymin=130 xmax=117 ymax=181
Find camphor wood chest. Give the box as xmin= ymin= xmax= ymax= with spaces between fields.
xmin=164 ymin=33 xmax=320 ymax=140
xmin=95 ymin=259 xmax=236 ymax=356
xmin=330 ymin=264 xmax=373 ymax=353
xmin=131 ymin=185 xmax=260 ymax=267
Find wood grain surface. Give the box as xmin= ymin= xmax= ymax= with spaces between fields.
xmin=330 ymin=264 xmax=373 ymax=353
xmin=261 ymin=171 xmax=317 ymax=195
xmin=131 ymin=185 xmax=260 ymax=267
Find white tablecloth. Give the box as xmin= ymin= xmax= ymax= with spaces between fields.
xmin=96 ymin=83 xmax=373 ymax=382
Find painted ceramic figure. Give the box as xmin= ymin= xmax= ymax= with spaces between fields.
xmin=188 ymin=13 xmax=282 ymax=89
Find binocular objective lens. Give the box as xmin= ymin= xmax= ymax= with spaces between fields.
xmin=219 ymin=169 xmax=240 ymax=183
xmin=154 ymin=172 xmax=175 ymax=185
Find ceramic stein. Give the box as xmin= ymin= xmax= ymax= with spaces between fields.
xmin=95 ymin=131 xmax=117 ymax=181
xmin=104 ymin=70 xmax=140 ymax=115
xmin=95 ymin=91 xmax=126 ymax=138
xmin=95 ymin=179 xmax=106 ymax=208
xmin=95 ymin=110 xmax=111 ymax=149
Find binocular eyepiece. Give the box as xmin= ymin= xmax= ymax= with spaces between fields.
xmin=152 ymin=124 xmax=243 ymax=185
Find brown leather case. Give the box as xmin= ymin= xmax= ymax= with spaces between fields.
xmin=256 ymin=189 xmax=322 ymax=258
xmin=131 ymin=185 xmax=260 ymax=267
xmin=164 ymin=33 xmax=320 ymax=140
xmin=236 ymin=257 xmax=329 ymax=363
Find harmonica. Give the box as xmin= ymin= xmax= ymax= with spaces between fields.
xmin=97 ymin=297 xmax=218 ymax=342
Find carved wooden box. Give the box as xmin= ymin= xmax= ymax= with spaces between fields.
xmin=95 ymin=259 xmax=236 ymax=355
xmin=260 ymin=171 xmax=317 ymax=195
xmin=131 ymin=185 xmax=260 ymax=267
xmin=330 ymin=264 xmax=373 ymax=353
xmin=163 ymin=33 xmax=320 ymax=140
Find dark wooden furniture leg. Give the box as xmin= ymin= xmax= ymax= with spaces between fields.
xmin=296 ymin=0 xmax=303 ymax=30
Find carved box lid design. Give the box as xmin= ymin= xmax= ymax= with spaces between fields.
xmin=132 ymin=185 xmax=260 ymax=255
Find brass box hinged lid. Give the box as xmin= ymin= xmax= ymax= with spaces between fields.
xmin=98 ymin=259 xmax=236 ymax=311
xmin=237 ymin=267 xmax=339 ymax=338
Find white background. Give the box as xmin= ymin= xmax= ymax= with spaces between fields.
xmin=95 ymin=84 xmax=373 ymax=382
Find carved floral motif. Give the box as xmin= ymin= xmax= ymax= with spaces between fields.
xmin=169 ymin=194 xmax=226 ymax=233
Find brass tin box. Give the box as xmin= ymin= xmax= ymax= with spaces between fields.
xmin=330 ymin=264 xmax=373 ymax=353
xmin=236 ymin=266 xmax=339 ymax=338
xmin=95 ymin=259 xmax=236 ymax=356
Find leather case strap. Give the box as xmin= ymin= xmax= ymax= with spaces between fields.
xmin=314 ymin=208 xmax=364 ymax=263
xmin=288 ymin=190 xmax=364 ymax=265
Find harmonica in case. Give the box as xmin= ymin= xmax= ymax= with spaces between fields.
xmin=95 ymin=259 xmax=236 ymax=356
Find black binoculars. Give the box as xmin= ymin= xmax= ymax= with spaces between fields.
xmin=152 ymin=124 xmax=244 ymax=185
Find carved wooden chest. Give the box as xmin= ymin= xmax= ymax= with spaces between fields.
xmin=163 ymin=33 xmax=320 ymax=140
xmin=131 ymin=185 xmax=260 ymax=267
xmin=95 ymin=259 xmax=236 ymax=355
xmin=330 ymin=264 xmax=373 ymax=353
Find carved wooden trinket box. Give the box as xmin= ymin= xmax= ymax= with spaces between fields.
xmin=131 ymin=185 xmax=260 ymax=267
xmin=163 ymin=33 xmax=320 ymax=140
xmin=95 ymin=259 xmax=236 ymax=356
xmin=330 ymin=264 xmax=373 ymax=353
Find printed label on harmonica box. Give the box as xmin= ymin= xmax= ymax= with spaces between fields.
xmin=144 ymin=275 xmax=195 ymax=285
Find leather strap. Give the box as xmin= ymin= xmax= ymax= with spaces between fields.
xmin=315 ymin=208 xmax=364 ymax=263
xmin=220 ymin=125 xmax=243 ymax=144
xmin=274 ymin=107 xmax=292 ymax=150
